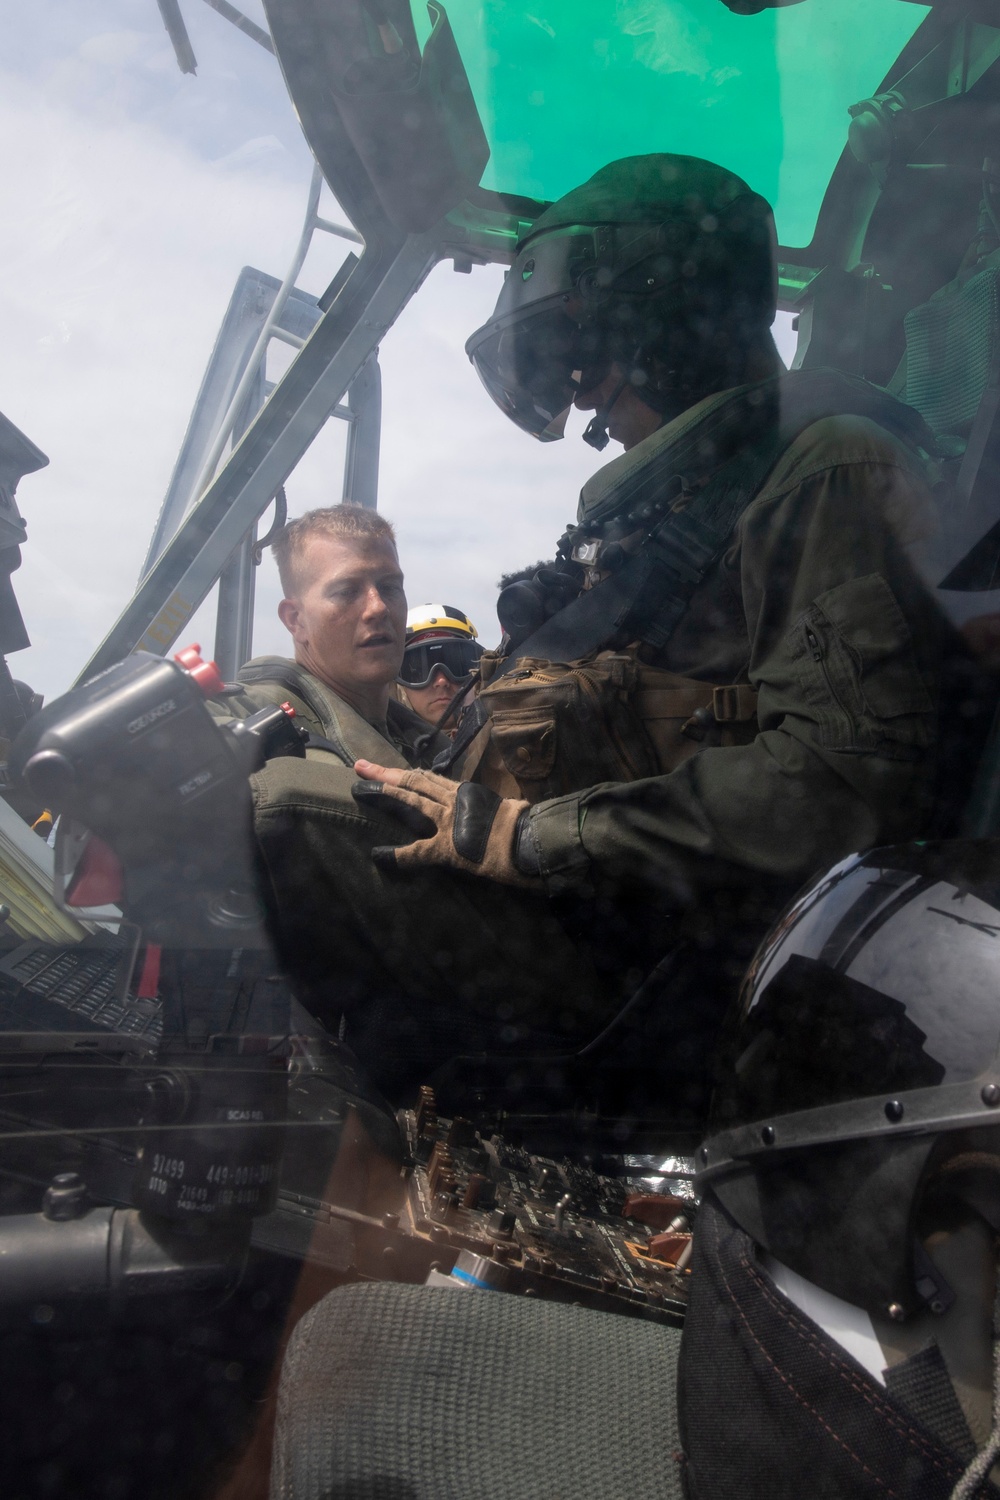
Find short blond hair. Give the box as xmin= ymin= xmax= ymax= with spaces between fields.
xmin=271 ymin=505 xmax=397 ymax=595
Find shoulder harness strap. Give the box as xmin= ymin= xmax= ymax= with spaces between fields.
xmin=509 ymin=368 xmax=934 ymax=669
xmin=236 ymin=659 xmax=354 ymax=766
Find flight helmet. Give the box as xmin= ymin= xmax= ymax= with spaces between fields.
xmin=465 ymin=154 xmax=777 ymax=448
xmin=397 ymin=604 xmax=483 ymax=689
xmin=700 ymin=839 xmax=1000 ymax=1323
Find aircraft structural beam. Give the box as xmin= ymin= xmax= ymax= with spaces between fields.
xmin=75 ymin=230 xmax=440 ymax=685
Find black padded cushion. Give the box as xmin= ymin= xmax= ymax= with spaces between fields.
xmin=271 ymin=1283 xmax=684 ymax=1500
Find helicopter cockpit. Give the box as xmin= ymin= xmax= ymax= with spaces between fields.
xmin=5 ymin=1 xmax=1000 ymax=1495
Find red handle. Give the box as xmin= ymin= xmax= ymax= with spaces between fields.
xmin=173 ymin=643 xmax=225 ymax=697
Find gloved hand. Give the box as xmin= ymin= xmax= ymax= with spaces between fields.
xmin=351 ymin=760 xmax=538 ymax=887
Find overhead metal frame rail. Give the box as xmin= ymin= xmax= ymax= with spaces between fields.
xmin=75 ymin=227 xmax=445 ymax=685
xmin=156 ymin=0 xmax=276 ymax=73
xmin=142 ymin=269 xmax=320 ymax=580
xmin=133 ymin=163 xmax=380 ymax=680
xmin=186 ymin=165 xmax=360 ymax=527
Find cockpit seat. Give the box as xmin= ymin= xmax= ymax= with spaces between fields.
xmin=900 ymin=247 xmax=1000 ymax=450
xmin=880 ymin=243 xmax=1000 ymax=850
xmin=270 ymin=1282 xmax=683 ymax=1500
xmin=893 ymin=242 xmax=1000 ymax=607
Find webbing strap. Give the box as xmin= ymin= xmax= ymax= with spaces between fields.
xmin=535 ymin=371 xmax=931 ymax=664
xmin=883 ymin=1344 xmax=976 ymax=1464
xmin=302 ymin=731 xmax=350 ymax=760
xmin=712 ymin=684 xmax=758 ymax=723
xmin=438 ymin=440 xmax=779 ymax=774
xmin=237 ymin=658 xmax=354 ymax=766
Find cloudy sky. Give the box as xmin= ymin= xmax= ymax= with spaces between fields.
xmin=1 ymin=0 xmax=797 ymax=700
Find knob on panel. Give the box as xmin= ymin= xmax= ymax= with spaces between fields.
xmin=23 ymin=748 xmax=75 ymax=804
xmin=174 ymin=643 xmax=224 ymax=698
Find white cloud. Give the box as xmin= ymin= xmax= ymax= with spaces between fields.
xmin=78 ymin=29 xmax=146 ymax=68
xmin=0 ymin=16 xmax=612 ymax=691
xmin=214 ymin=134 xmax=290 ymax=171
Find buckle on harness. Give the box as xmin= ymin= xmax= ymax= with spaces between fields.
xmin=712 ymin=684 xmax=757 ymax=723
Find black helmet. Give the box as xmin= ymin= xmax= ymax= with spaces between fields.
xmin=465 ymin=154 xmax=777 ymax=446
xmin=700 ymin=840 xmax=1000 ymax=1322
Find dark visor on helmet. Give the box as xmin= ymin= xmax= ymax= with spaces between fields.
xmin=465 ymin=221 xmax=680 ymax=440
xmin=397 ymin=637 xmax=483 ymax=689
xmin=466 ymin=228 xmax=604 ymax=439
xmin=466 ymin=303 xmax=585 ymax=441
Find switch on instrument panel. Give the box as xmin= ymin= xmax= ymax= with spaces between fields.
xmin=382 ymin=1085 xmax=693 ymax=1325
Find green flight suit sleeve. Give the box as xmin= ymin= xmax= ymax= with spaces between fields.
xmin=527 ymin=418 xmax=944 ymax=898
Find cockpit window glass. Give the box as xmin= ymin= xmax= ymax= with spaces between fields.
xmin=10 ymin=1 xmax=1000 ymax=1495
xmin=429 ymin=0 xmax=929 ymax=246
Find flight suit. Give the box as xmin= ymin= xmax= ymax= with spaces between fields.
xmin=528 ymin=411 xmax=942 ymax=901
xmin=214 ymin=658 xmax=616 ymax=1096
xmin=245 ymin=397 xmax=947 ymax=1110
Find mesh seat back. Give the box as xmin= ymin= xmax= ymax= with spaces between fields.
xmin=271 ymin=1282 xmax=684 ymax=1500
xmin=904 ymin=254 xmax=1000 ymax=438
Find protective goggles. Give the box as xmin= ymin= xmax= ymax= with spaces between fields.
xmin=397 ymin=637 xmax=483 ymax=688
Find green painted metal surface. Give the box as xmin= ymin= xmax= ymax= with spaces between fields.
xmin=420 ymin=0 xmax=929 ymax=247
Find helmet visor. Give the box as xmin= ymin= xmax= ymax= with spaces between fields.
xmin=466 ymin=304 xmax=585 ymax=441
xmin=465 ymin=226 xmax=613 ymax=440
xmin=493 ymin=226 xmax=603 ymax=320
xmin=398 ymin=637 xmax=483 ymax=689
xmin=465 ymin=221 xmax=680 ymax=440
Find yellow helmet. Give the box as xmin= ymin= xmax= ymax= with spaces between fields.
xmin=399 ymin=605 xmax=483 ymax=688
xmin=404 ymin=604 xmax=478 ymax=643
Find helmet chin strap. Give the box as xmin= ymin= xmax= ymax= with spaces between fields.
xmin=582 ymin=369 xmax=631 ymax=451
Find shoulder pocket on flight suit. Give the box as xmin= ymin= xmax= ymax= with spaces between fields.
xmin=791 ymin=572 xmax=933 ymax=758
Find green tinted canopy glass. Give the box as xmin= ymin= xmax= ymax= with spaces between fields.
xmin=426 ymin=0 xmax=929 ymax=247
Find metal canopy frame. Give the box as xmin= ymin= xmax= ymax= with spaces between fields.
xmin=211 ymin=338 xmax=383 ymax=680
xmin=100 ymin=0 xmax=1000 ymax=690
xmin=140 ymin=268 xmax=324 ymax=580
xmin=134 ymin=154 xmax=383 ymax=679
xmin=76 ymin=227 xmax=434 ymax=684
xmin=74 ymin=190 xmax=534 ymax=688
xmin=76 ymin=0 xmax=525 ymax=685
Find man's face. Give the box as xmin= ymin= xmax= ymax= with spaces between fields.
xmin=278 ymin=535 xmax=407 ymax=698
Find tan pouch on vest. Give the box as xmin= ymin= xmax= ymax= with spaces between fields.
xmin=470 ymin=651 xmax=758 ymax=803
